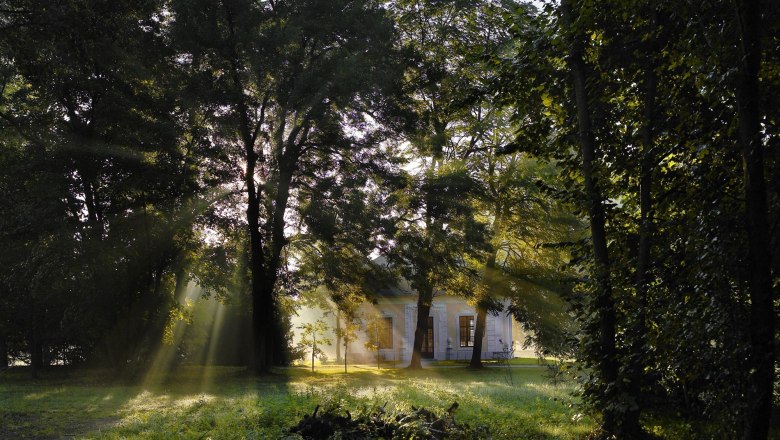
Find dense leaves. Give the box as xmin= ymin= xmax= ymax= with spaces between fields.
xmin=495 ymin=0 xmax=778 ymax=437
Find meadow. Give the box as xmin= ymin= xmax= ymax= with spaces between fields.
xmin=0 ymin=363 xmax=594 ymax=439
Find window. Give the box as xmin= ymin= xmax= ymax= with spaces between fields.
xmin=421 ymin=316 xmax=434 ymax=356
xmin=459 ymin=316 xmax=475 ymax=347
xmin=378 ymin=316 xmax=393 ymax=349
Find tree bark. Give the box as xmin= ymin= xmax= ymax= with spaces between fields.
xmin=560 ymin=0 xmax=625 ymax=436
xmin=469 ymin=306 xmax=488 ymax=368
xmin=735 ymin=1 xmax=774 ymax=438
xmin=408 ymin=284 xmax=433 ymax=369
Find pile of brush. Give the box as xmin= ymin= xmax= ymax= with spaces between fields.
xmin=287 ymin=402 xmax=487 ymax=439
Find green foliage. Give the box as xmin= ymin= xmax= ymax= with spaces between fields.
xmin=361 ymin=313 xmax=388 ymax=357
xmin=0 ymin=0 xmax=204 ymax=370
xmin=495 ymin=0 xmax=779 ymax=436
xmin=299 ymin=319 xmax=332 ymax=372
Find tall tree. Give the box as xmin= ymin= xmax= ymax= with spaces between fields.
xmin=386 ymin=0 xmax=501 ymax=370
xmin=558 ymin=0 xmax=625 ymax=436
xmin=734 ymin=0 xmax=774 ymax=437
xmin=171 ymin=0 xmax=396 ymax=372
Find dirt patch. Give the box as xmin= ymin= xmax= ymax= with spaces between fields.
xmin=0 ymin=412 xmax=57 ymax=439
xmin=0 ymin=412 xmax=120 ymax=439
xmin=62 ymin=416 xmax=121 ymax=438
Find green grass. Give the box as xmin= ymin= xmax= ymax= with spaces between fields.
xmin=427 ymin=357 xmax=554 ymax=367
xmin=0 ymin=364 xmax=591 ymax=439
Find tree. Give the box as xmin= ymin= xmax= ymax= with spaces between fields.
xmin=467 ymin=147 xmax=583 ymax=368
xmin=558 ymin=1 xmax=624 ymax=435
xmin=385 ymin=0 xmax=497 ymax=370
xmin=298 ymin=319 xmax=331 ymax=372
xmin=336 ymin=318 xmax=360 ymax=373
xmin=0 ymin=0 xmax=202 ymax=374
xmin=170 ymin=0 xmax=397 ymax=373
xmin=498 ymin=0 xmax=778 ymax=437
xmin=363 ymin=312 xmax=392 ymax=369
xmin=733 ymin=0 xmax=775 ymax=437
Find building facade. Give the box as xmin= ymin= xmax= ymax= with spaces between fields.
xmin=352 ymin=292 xmax=515 ymax=363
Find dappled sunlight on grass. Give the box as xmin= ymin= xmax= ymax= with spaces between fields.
xmin=23 ymin=387 xmax=67 ymax=400
xmin=0 ymin=365 xmax=595 ymax=439
xmin=117 ymin=391 xmax=175 ymax=425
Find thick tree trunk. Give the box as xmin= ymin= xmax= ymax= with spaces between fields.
xmin=735 ymin=1 xmax=774 ymax=438
xmin=245 ymin=119 xmax=270 ymax=373
xmin=250 ymin=157 xmax=297 ymax=373
xmin=221 ymin=0 xmax=279 ymax=374
xmin=560 ymin=1 xmax=627 ymax=436
xmin=469 ymin=306 xmax=488 ymax=368
xmin=408 ymin=284 xmax=434 ymax=369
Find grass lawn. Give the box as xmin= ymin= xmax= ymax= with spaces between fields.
xmin=0 ymin=364 xmax=592 ymax=439
xmin=427 ymin=357 xmax=554 ymax=367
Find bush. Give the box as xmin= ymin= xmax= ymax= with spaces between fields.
xmin=288 ymin=402 xmax=488 ymax=439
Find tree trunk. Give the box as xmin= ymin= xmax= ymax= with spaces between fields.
xmin=30 ymin=330 xmax=43 ymax=378
xmin=335 ymin=310 xmax=342 ymax=364
xmin=0 ymin=336 xmax=8 ymax=369
xmin=344 ymin=340 xmax=348 ymax=373
xmin=408 ymin=284 xmax=434 ymax=369
xmin=221 ymin=0 xmax=279 ymax=374
xmin=311 ymin=339 xmax=316 ymax=372
xmin=626 ymin=7 xmax=660 ymax=436
xmin=247 ymin=140 xmax=270 ymax=373
xmin=251 ymin=158 xmax=296 ymax=373
xmin=469 ymin=306 xmax=488 ymax=368
xmin=470 ymin=234 xmax=501 ymax=368
xmin=735 ymin=1 xmax=774 ymax=438
xmin=560 ymin=0 xmax=625 ymax=436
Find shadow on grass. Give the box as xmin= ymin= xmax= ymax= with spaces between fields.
xmin=0 ymin=364 xmax=588 ymax=439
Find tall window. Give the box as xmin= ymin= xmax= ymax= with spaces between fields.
xmin=378 ymin=316 xmax=393 ymax=349
xmin=459 ymin=316 xmax=475 ymax=347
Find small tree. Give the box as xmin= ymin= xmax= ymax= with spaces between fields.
xmin=336 ymin=318 xmax=360 ymax=373
xmin=298 ymin=319 xmax=331 ymax=372
xmin=363 ymin=313 xmax=390 ymax=369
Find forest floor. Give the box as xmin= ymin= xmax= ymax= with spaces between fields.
xmin=0 ymin=364 xmax=734 ymax=439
